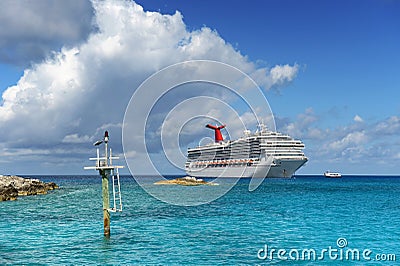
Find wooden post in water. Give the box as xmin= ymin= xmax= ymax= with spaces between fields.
xmin=102 ymin=132 xmax=111 ymax=237
xmin=84 ymin=131 xmax=123 ymax=237
xmin=101 ymin=169 xmax=111 ymax=236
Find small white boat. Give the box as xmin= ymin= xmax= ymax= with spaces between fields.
xmin=324 ymin=171 xmax=342 ymax=178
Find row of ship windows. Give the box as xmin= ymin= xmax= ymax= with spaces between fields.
xmin=264 ymin=150 xmax=304 ymax=153
xmin=191 ymin=141 xmax=260 ymax=149
xmin=190 ymin=161 xmax=256 ymax=168
xmin=261 ymin=144 xmax=304 ymax=147
xmin=188 ymin=150 xmax=302 ymax=158
xmin=191 ymin=146 xmax=259 ymax=152
xmin=189 ymin=156 xmax=261 ymax=161
xmin=189 ymin=147 xmax=260 ymax=152
xmin=190 ymin=164 xmax=253 ymax=168
xmin=190 ymin=143 xmax=303 ymax=152
xmin=190 ymin=152 xmax=301 ymax=158
xmin=188 ymin=151 xmax=261 ymax=156
xmin=188 ymin=152 xmax=261 ymax=158
xmin=266 ymin=153 xmax=304 ymax=157
xmin=189 ymin=155 xmax=302 ymax=161
xmin=190 ymin=149 xmax=303 ymax=156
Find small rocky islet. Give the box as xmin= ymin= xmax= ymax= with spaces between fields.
xmin=0 ymin=175 xmax=59 ymax=201
xmin=154 ymin=176 xmax=218 ymax=186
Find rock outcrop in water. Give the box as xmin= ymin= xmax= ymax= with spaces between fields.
xmin=154 ymin=176 xmax=218 ymax=186
xmin=0 ymin=175 xmax=59 ymax=201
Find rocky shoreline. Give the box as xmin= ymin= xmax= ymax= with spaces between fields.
xmin=0 ymin=175 xmax=59 ymax=201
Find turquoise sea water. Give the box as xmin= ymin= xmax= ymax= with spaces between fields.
xmin=1 ymin=175 xmax=399 ymax=265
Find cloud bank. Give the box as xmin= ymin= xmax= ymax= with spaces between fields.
xmin=0 ymin=0 xmax=95 ymax=66
xmin=0 ymin=0 xmax=299 ymax=174
xmin=279 ymin=108 xmax=400 ymax=174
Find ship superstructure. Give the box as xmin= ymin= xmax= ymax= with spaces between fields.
xmin=185 ymin=123 xmax=307 ymax=178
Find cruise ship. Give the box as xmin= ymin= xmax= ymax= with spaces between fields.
xmin=185 ymin=123 xmax=308 ymax=178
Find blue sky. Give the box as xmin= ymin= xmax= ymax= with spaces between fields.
xmin=0 ymin=0 xmax=399 ymax=175
xmin=135 ymin=0 xmax=400 ymax=117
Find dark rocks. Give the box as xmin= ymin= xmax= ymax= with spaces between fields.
xmin=0 ymin=185 xmax=18 ymax=201
xmin=0 ymin=175 xmax=59 ymax=201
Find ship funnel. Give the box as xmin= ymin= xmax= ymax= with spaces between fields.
xmin=206 ymin=124 xmax=226 ymax=142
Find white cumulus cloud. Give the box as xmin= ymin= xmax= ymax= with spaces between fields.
xmin=269 ymin=64 xmax=299 ymax=85
xmin=354 ymin=114 xmax=363 ymax=122
xmin=327 ymin=131 xmax=367 ymax=151
xmin=62 ymin=134 xmax=92 ymax=144
xmin=0 ymin=0 xmax=300 ymax=174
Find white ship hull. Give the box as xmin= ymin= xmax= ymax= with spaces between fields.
xmin=186 ymin=158 xmax=307 ymax=178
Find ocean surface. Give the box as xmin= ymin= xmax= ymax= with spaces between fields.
xmin=1 ymin=175 xmax=399 ymax=265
